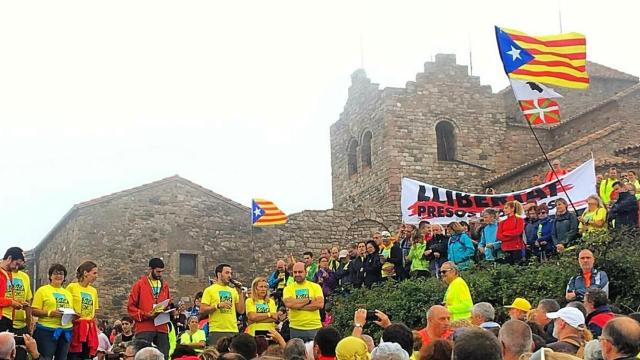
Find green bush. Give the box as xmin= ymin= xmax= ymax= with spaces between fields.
xmin=331 ymin=229 xmax=640 ymax=338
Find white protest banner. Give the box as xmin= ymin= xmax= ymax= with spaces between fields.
xmin=401 ymin=159 xmax=596 ymax=224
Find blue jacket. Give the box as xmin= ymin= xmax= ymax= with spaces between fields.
xmin=552 ymin=211 xmax=578 ymax=246
xmin=478 ymin=222 xmax=501 ymax=261
xmin=524 ymin=218 xmax=540 ymax=246
xmin=448 ymin=232 xmax=475 ymax=270
xmin=536 ymin=217 xmax=554 ymax=252
xmin=566 ymin=268 xmax=609 ymax=301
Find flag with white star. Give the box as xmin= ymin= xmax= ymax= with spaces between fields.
xmin=252 ymin=198 xmax=288 ymax=226
xmin=495 ymin=26 xmax=589 ymax=89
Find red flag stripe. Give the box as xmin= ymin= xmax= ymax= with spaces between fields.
xmin=526 ymin=59 xmax=586 ymax=72
xmin=255 ymin=217 xmax=288 ymax=223
xmin=525 ymin=48 xmax=586 ymax=60
xmin=508 ymin=33 xmax=586 ymax=47
xmin=511 ymin=69 xmax=589 ymax=83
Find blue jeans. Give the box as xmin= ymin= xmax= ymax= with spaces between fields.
xmin=34 ymin=326 xmax=70 ymax=360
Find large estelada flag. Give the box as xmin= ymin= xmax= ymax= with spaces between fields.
xmin=252 ymin=198 xmax=288 ymax=226
xmin=495 ymin=26 xmax=589 ymax=89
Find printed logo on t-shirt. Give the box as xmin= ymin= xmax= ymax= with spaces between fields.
xmin=218 ymin=290 xmax=232 ymax=314
xmin=53 ymin=292 xmax=70 ymax=309
xmin=11 ymin=279 xmax=26 ymax=299
xmin=295 ymin=288 xmax=309 ymax=300
xmin=255 ymin=303 xmax=270 ymax=313
xmin=80 ymin=291 xmax=93 ymax=317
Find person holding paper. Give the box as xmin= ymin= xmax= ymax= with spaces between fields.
xmin=200 ymin=263 xmax=246 ymax=347
xmin=31 ymin=263 xmax=75 ymax=360
xmin=67 ymin=260 xmax=100 ymax=360
xmin=127 ymin=258 xmax=171 ymax=359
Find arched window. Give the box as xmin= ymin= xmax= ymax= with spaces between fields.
xmin=347 ymin=138 xmax=359 ymax=176
xmin=361 ymin=131 xmax=372 ymax=169
xmin=436 ymin=121 xmax=456 ymax=161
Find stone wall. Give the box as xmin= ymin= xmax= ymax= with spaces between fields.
xmin=32 ymin=179 xmax=401 ymax=320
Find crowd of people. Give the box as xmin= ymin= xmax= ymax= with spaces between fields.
xmin=1 ymin=163 xmax=640 ymax=360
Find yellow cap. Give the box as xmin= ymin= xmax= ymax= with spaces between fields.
xmin=505 ymin=297 xmax=532 ymax=312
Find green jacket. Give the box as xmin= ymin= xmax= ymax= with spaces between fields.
xmin=305 ymin=262 xmax=318 ymax=281
xmin=599 ymin=177 xmax=617 ymax=205
xmin=408 ymin=243 xmax=429 ymax=272
xmin=444 ymin=277 xmax=473 ymax=321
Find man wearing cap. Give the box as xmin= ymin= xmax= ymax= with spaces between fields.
xmin=566 ymin=249 xmax=609 ymax=302
xmin=335 ymin=249 xmax=352 ymax=291
xmin=545 ymin=307 xmax=588 ymax=356
xmin=127 ymin=258 xmax=171 ymax=359
xmin=440 ymin=261 xmax=473 ymax=321
xmin=379 ymin=231 xmax=403 ymax=281
xmin=505 ymin=298 xmax=532 ymax=321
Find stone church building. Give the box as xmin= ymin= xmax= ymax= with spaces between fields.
xmin=29 ymin=54 xmax=640 ymax=318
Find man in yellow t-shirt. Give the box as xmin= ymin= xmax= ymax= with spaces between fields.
xmin=200 ymin=263 xmax=245 ymax=347
xmin=283 ymin=262 xmax=324 ymax=342
xmin=3 ymin=268 xmax=33 ymax=334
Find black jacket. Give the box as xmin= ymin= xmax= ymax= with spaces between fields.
xmin=609 ymin=192 xmax=639 ymax=228
xmin=349 ymin=256 xmax=366 ymax=288
xmin=363 ymin=253 xmax=382 ymax=288
xmin=426 ymin=234 xmax=449 ymax=272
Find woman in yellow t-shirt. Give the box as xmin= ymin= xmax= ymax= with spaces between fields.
xmin=31 ymin=263 xmax=75 ymax=360
xmin=245 ymin=277 xmax=277 ymax=336
xmin=179 ymin=316 xmax=206 ymax=352
xmin=578 ymin=195 xmax=608 ymax=234
xmin=67 ymin=260 xmax=100 ymax=360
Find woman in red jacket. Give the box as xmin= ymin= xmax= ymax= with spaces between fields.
xmin=498 ymin=201 xmax=526 ymax=265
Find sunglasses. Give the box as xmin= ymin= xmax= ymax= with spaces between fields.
xmin=439 ymin=269 xmax=451 ymax=275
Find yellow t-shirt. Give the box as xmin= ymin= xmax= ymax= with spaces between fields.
xmin=283 ymin=280 xmax=323 ymax=330
xmin=32 ymin=284 xmax=74 ymax=329
xmin=3 ymin=271 xmax=33 ymax=328
xmin=245 ymin=297 xmax=277 ymax=335
xmin=202 ymin=283 xmax=240 ymax=333
xmin=179 ymin=330 xmax=206 ymax=353
xmin=66 ymin=282 xmax=99 ymax=320
xmin=579 ymin=208 xmax=607 ymax=233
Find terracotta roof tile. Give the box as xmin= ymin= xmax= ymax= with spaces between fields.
xmin=587 ymin=61 xmax=639 ymax=82
xmin=483 ymin=122 xmax=622 ymax=186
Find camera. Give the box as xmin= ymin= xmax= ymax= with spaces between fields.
xmin=366 ymin=310 xmax=378 ymax=322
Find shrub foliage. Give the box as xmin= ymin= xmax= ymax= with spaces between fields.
xmin=331 ymin=229 xmax=640 ymax=338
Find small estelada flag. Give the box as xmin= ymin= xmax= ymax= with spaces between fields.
xmin=519 ymin=98 xmax=560 ymax=125
xmin=252 ymin=198 xmax=288 ymax=226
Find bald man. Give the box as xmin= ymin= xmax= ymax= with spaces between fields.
xmin=0 ymin=332 xmax=40 ymax=360
xmin=267 ymin=260 xmax=291 ymax=303
xmin=416 ymin=305 xmax=453 ymax=347
xmin=566 ymin=249 xmax=609 ymax=302
xmin=499 ymin=320 xmax=533 ymax=360
xmin=600 ymin=317 xmax=640 ymax=360
xmin=283 ymin=262 xmax=324 ymax=342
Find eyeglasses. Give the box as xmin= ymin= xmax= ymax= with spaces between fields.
xmin=439 ymin=269 xmax=451 ymax=275
xmin=538 ymin=211 xmax=547 ymax=215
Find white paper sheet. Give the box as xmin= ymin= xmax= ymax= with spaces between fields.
xmin=153 ymin=309 xmax=173 ymax=326
xmin=59 ymin=308 xmax=77 ymax=326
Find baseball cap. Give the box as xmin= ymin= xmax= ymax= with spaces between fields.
xmin=546 ymin=307 xmax=585 ymax=329
xmin=504 ymin=297 xmax=532 ymax=312
xmin=339 ymin=250 xmax=349 ymax=259
xmin=381 ymin=231 xmax=391 ymax=237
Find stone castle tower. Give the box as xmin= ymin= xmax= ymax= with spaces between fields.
xmin=330 ymin=53 xmax=640 ymax=209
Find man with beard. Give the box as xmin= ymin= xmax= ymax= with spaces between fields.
xmin=0 ymin=247 xmax=28 ymax=333
xmin=127 ymin=258 xmax=171 ymax=359
xmin=200 ymin=263 xmax=246 ymax=346
xmin=283 ymin=262 xmax=324 ymax=342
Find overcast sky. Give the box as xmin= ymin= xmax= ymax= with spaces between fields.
xmin=1 ymin=0 xmax=638 ymax=252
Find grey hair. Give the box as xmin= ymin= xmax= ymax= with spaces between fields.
xmin=0 ymin=333 xmax=16 ymax=360
xmin=537 ymin=299 xmax=560 ymax=314
xmin=441 ymin=261 xmax=459 ymax=274
xmin=499 ymin=320 xmax=533 ymax=358
xmin=583 ymin=340 xmax=603 ymax=360
xmin=472 ymin=302 xmax=496 ymax=322
xmin=284 ymin=338 xmax=307 ymax=360
xmin=134 ymin=347 xmax=164 ymax=360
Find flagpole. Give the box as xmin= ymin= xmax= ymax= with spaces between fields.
xmin=521 ymin=114 xmax=579 ymax=213
xmin=250 ymin=202 xmax=256 ymax=279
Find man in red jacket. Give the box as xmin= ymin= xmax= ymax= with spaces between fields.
xmin=0 ymin=247 xmax=27 ymax=332
xmin=127 ymin=258 xmax=171 ymax=359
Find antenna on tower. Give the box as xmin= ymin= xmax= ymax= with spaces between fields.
xmin=468 ymin=33 xmax=473 ymax=76
xmin=558 ymin=0 xmax=564 ymax=34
